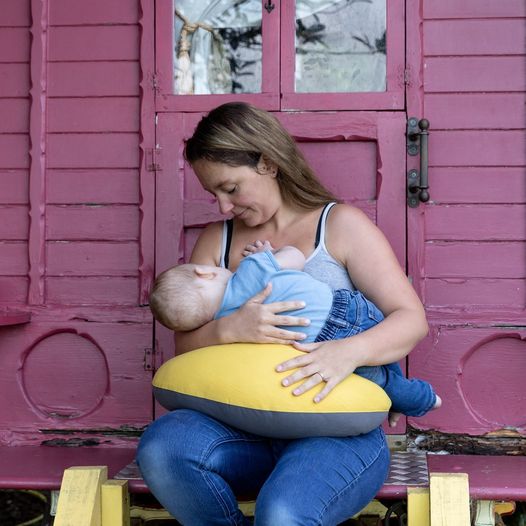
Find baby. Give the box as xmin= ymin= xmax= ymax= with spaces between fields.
xmin=150 ymin=241 xmax=441 ymax=420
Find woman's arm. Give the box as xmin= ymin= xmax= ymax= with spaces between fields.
xmin=174 ymin=224 xmax=309 ymax=355
xmin=277 ymin=205 xmax=428 ymax=401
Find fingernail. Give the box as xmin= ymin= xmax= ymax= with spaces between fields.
xmin=282 ymin=379 xmax=288 ymax=386
xmin=303 ymin=319 xmax=310 ymax=325
xmin=299 ymin=301 xmax=306 ymax=307
xmin=276 ymin=366 xmax=282 ymax=372
xmin=293 ymin=389 xmax=300 ymax=395
xmin=314 ymin=397 xmax=320 ymax=403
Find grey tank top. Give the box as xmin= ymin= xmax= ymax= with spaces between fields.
xmin=219 ymin=202 xmax=355 ymax=291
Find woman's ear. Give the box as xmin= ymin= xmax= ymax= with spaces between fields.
xmin=257 ymin=155 xmax=278 ymax=178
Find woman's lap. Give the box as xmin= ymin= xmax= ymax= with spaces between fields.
xmin=137 ymin=409 xmax=389 ymax=526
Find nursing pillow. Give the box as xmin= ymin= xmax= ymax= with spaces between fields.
xmin=153 ymin=343 xmax=391 ymax=438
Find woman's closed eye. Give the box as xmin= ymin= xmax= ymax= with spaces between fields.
xmin=225 ymin=185 xmax=238 ymax=194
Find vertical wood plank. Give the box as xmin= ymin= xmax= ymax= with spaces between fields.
xmin=408 ymin=487 xmax=430 ymax=526
xmin=430 ymin=473 xmax=470 ymax=526
xmin=54 ymin=466 xmax=108 ymax=526
xmin=101 ymin=479 xmax=130 ymax=526
xmin=28 ymin=0 xmax=47 ymax=304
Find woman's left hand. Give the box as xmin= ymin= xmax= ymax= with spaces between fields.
xmin=276 ymin=340 xmax=360 ymax=403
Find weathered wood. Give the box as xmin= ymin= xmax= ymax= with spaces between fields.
xmin=47 ymin=63 xmax=139 ymax=97
xmin=48 ymin=99 xmax=140 ymax=133
xmin=0 ymin=243 xmax=28 ymax=274
xmin=426 ymin=94 xmax=526 ymax=130
xmin=0 ymin=100 xmax=30 ymax=133
xmin=424 ymin=19 xmax=525 ymax=55
xmin=49 ymin=26 xmax=139 ymax=62
xmin=49 ymin=0 xmax=139 ymax=25
xmin=429 ymin=473 xmax=470 ymax=526
xmin=0 ymin=135 xmax=30 ymax=169
xmin=54 ymin=466 xmax=108 ymax=526
xmin=101 ymin=480 xmax=130 ymax=526
xmin=0 ymin=206 xmax=29 ymax=240
xmin=425 ymin=57 xmax=526 ymax=92
xmin=46 ymin=242 xmax=139 ymax=276
xmin=410 ymin=429 xmax=526 ymax=456
xmin=0 ymin=0 xmax=31 ymax=26
xmin=0 ymin=28 xmax=30 ymax=61
xmin=47 ymin=134 xmax=140 ymax=169
xmin=425 ymin=242 xmax=525 ymax=278
xmin=424 ymin=0 xmax=526 ymax=19
xmin=46 ymin=170 xmax=139 ymax=205
xmin=408 ymin=487 xmax=430 ymax=526
xmin=0 ymin=64 xmax=30 ymax=96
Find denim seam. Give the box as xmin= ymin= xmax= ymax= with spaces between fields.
xmin=316 ymin=437 xmax=388 ymax=525
xmin=198 ymin=435 xmax=265 ymax=525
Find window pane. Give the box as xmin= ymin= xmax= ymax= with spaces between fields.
xmin=295 ymin=0 xmax=386 ymax=93
xmin=174 ymin=0 xmax=262 ymax=95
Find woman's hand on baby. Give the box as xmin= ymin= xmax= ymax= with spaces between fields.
xmin=226 ymin=282 xmax=310 ymax=344
xmin=275 ymin=340 xmax=360 ymax=403
xmin=242 ymin=239 xmax=274 ymax=257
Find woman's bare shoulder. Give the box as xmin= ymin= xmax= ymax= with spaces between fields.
xmin=190 ymin=221 xmax=224 ymax=265
xmin=327 ymin=203 xmax=378 ymax=241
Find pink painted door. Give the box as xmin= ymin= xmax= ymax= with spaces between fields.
xmin=154 ymin=0 xmax=408 ymax=433
xmin=405 ymin=1 xmax=526 ymax=439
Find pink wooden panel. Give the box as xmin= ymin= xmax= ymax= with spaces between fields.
xmin=0 ymin=171 xmax=28 ymax=204
xmin=0 ymin=28 xmax=30 ymax=61
xmin=424 ymin=19 xmax=526 ymax=56
xmin=47 ymin=63 xmax=139 ymax=97
xmin=0 ymin=322 xmax=151 ymax=438
xmin=49 ymin=0 xmax=139 ymax=25
xmin=0 ymin=243 xmax=28 ymax=274
xmin=46 ymin=206 xmax=139 ymax=241
xmin=0 ymin=0 xmax=31 ymax=26
xmin=425 ymin=57 xmax=526 ymax=92
xmin=48 ymin=98 xmax=139 ymax=133
xmin=0 ymin=99 xmax=30 ymax=133
xmin=426 ymin=205 xmax=526 ymax=241
xmin=0 ymin=206 xmax=28 ymax=240
xmin=424 ymin=0 xmax=526 ymax=19
xmin=425 ymin=242 xmax=525 ymax=278
xmin=46 ymin=277 xmax=139 ymax=305
xmin=0 ymin=135 xmax=29 ymax=169
xmin=410 ymin=328 xmax=526 ymax=435
xmin=430 ymin=168 xmax=526 ymax=204
xmin=46 ymin=242 xmax=139 ymax=276
xmin=0 ymin=64 xmax=29 ymax=97
xmin=0 ymin=277 xmax=28 ymax=303
xmin=47 ymin=134 xmax=139 ymax=169
xmin=425 ymin=94 xmax=526 ymax=130
xmin=46 ymin=170 xmax=139 ymax=204
xmin=425 ymin=279 xmax=525 ymax=309
xmin=49 ymin=26 xmax=139 ymax=62
xmin=429 ymin=131 xmax=526 ymax=167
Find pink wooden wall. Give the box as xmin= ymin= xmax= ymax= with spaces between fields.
xmin=0 ymin=0 xmax=524 ymax=446
xmin=0 ymin=0 xmax=154 ymax=446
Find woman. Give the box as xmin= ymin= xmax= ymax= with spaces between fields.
xmin=137 ymin=102 xmax=428 ymax=525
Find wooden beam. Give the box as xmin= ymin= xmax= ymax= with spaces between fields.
xmin=101 ymin=479 xmax=130 ymax=526
xmin=54 ymin=466 xmax=108 ymax=526
xmin=430 ymin=472 xmax=470 ymax=526
xmin=408 ymin=487 xmax=430 ymax=526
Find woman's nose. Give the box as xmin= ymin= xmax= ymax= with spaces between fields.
xmin=218 ymin=197 xmax=234 ymax=215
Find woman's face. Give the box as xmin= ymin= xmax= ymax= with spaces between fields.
xmin=192 ymin=159 xmax=281 ymax=227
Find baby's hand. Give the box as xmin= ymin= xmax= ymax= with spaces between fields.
xmin=242 ymin=239 xmax=274 ymax=257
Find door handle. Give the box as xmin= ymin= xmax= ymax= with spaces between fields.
xmin=407 ymin=118 xmax=430 ymax=207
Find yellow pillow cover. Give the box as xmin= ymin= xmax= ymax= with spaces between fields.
xmin=153 ymin=343 xmax=391 ymax=438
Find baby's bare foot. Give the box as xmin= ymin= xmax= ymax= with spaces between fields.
xmin=433 ymin=394 xmax=442 ymax=409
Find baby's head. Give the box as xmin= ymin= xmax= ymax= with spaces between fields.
xmin=149 ymin=264 xmax=231 ymax=331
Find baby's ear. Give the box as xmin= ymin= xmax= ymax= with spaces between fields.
xmin=194 ymin=266 xmax=217 ymax=280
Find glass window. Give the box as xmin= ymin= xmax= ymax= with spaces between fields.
xmin=173 ymin=0 xmax=262 ymax=95
xmin=295 ymin=0 xmax=386 ymax=93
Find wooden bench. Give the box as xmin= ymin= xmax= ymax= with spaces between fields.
xmin=2 ymin=445 xmax=524 ymax=524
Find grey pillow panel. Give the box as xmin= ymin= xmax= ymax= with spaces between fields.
xmin=154 ymin=387 xmax=388 ymax=439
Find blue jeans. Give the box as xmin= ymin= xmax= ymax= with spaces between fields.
xmin=315 ymin=289 xmax=437 ymax=417
xmin=137 ymin=409 xmax=390 ymax=525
